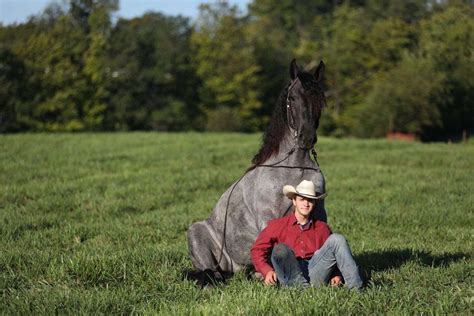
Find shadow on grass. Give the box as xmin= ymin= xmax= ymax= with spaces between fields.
xmin=182 ymin=269 xmax=234 ymax=288
xmin=356 ymin=249 xmax=470 ymax=285
xmin=182 ymin=250 xmax=469 ymax=288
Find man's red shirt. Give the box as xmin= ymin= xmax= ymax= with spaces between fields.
xmin=250 ymin=212 xmax=332 ymax=277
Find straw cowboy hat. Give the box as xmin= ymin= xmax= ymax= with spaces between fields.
xmin=283 ymin=180 xmax=327 ymax=200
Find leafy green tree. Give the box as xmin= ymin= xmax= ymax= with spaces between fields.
xmin=357 ymin=54 xmax=444 ymax=137
xmin=364 ymin=0 xmax=430 ymax=23
xmin=12 ymin=15 xmax=89 ymax=131
xmin=1 ymin=1 xmax=117 ymax=131
xmin=316 ymin=4 xmax=372 ymax=135
xmin=418 ymin=2 xmax=474 ymax=140
xmin=105 ymin=13 xmax=198 ymax=131
xmin=365 ymin=17 xmax=416 ymax=72
xmin=192 ymin=2 xmax=262 ymax=131
xmin=0 ymin=47 xmax=27 ymax=132
xmin=68 ymin=0 xmax=118 ymax=32
xmin=83 ymin=5 xmax=114 ymax=129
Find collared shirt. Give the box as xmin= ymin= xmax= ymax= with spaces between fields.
xmin=250 ymin=212 xmax=332 ymax=277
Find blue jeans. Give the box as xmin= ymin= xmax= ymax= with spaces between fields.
xmin=270 ymin=234 xmax=363 ymax=289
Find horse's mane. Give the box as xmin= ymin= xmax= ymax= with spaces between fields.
xmin=250 ymin=83 xmax=291 ymax=167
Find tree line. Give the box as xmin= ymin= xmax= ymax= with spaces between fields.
xmin=1 ymin=0 xmax=472 ymax=140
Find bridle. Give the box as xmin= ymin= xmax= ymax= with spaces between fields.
xmin=286 ymin=79 xmax=299 ymax=140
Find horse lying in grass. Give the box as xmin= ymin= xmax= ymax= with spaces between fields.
xmin=187 ymin=59 xmax=328 ymax=282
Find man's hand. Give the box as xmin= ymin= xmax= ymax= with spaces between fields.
xmin=264 ymin=270 xmax=277 ymax=286
xmin=330 ymin=275 xmax=342 ymax=287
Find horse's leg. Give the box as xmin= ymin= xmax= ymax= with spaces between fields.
xmin=187 ymin=220 xmax=236 ymax=273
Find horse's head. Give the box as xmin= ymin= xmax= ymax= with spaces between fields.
xmin=286 ymin=59 xmax=326 ymax=149
xmin=250 ymin=59 xmax=327 ymax=167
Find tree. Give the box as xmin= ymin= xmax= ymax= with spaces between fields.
xmin=357 ymin=54 xmax=444 ymax=137
xmin=68 ymin=0 xmax=118 ymax=32
xmin=0 ymin=1 xmax=118 ymax=131
xmin=364 ymin=0 xmax=430 ymax=23
xmin=11 ymin=15 xmax=89 ymax=131
xmin=82 ymin=5 xmax=114 ymax=129
xmin=192 ymin=2 xmax=262 ymax=131
xmin=0 ymin=47 xmax=27 ymax=132
xmin=316 ymin=4 xmax=372 ymax=135
xmin=418 ymin=2 xmax=474 ymax=140
xmin=105 ymin=13 xmax=198 ymax=130
xmin=365 ymin=17 xmax=416 ymax=72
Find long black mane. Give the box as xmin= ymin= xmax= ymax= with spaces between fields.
xmin=251 ymin=83 xmax=291 ymax=166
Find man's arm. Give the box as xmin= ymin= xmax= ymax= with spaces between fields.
xmin=250 ymin=222 xmax=278 ymax=281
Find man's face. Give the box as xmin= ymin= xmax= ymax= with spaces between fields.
xmin=293 ymin=195 xmax=315 ymax=217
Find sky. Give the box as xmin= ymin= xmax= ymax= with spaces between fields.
xmin=0 ymin=0 xmax=251 ymax=25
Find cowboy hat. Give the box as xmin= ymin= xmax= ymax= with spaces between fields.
xmin=283 ymin=180 xmax=327 ymax=200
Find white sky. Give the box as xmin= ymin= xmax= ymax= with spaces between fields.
xmin=0 ymin=0 xmax=250 ymax=25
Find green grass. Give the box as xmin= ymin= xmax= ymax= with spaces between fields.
xmin=1 ymin=132 xmax=473 ymax=314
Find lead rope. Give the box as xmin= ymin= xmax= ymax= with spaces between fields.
xmin=286 ymin=79 xmax=298 ymax=139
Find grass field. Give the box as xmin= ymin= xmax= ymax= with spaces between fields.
xmin=1 ymin=133 xmax=473 ymax=314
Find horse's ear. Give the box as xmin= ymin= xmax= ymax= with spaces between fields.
xmin=289 ymin=59 xmax=299 ymax=80
xmin=314 ymin=60 xmax=325 ymax=82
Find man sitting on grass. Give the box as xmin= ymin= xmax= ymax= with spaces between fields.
xmin=251 ymin=180 xmax=363 ymax=289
